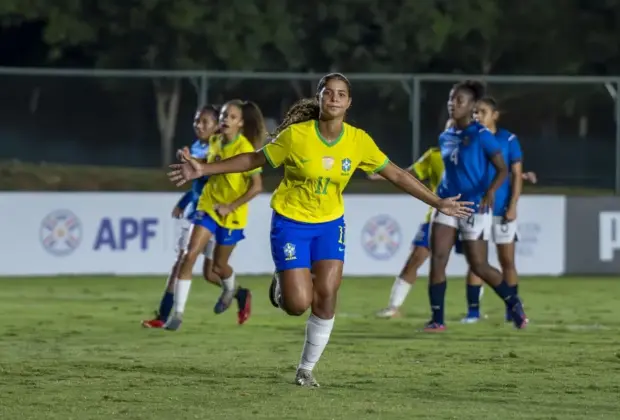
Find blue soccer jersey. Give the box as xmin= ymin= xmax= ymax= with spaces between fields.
xmin=176 ymin=139 xmax=210 ymax=219
xmin=491 ymin=128 xmax=523 ymax=216
xmin=437 ymin=121 xmax=501 ymax=207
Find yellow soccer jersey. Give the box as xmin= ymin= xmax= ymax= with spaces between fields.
xmin=197 ymin=134 xmax=262 ymax=229
xmin=412 ymin=147 xmax=444 ymax=222
xmin=262 ymin=120 xmax=389 ymax=223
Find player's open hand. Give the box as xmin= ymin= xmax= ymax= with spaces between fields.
xmin=214 ymin=204 xmax=234 ymax=217
xmin=168 ymin=149 xmax=203 ymax=187
xmin=171 ymin=206 xmax=184 ymax=219
xmin=437 ymin=194 xmax=474 ymax=218
xmin=523 ymin=171 xmax=537 ymax=184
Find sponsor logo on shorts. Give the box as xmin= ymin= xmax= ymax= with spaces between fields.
xmin=40 ymin=210 xmax=82 ymax=256
xmin=361 ymin=215 xmax=402 ymax=260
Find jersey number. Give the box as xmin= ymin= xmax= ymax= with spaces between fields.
xmin=338 ymin=226 xmax=345 ymax=244
xmin=450 ymin=148 xmax=459 ymax=165
xmin=315 ymin=177 xmax=331 ymax=195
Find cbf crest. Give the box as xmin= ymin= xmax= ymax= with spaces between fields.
xmin=283 ymin=242 xmax=296 ymax=261
xmin=341 ymin=158 xmax=352 ymax=175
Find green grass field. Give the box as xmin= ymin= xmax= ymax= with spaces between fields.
xmin=1 ymin=276 xmax=619 ymax=420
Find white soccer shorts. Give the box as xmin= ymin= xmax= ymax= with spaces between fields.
xmin=434 ymin=212 xmax=492 ymax=241
xmin=176 ymin=220 xmax=216 ymax=258
xmin=492 ymin=216 xmax=519 ymax=244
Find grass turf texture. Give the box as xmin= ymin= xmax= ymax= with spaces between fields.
xmin=0 ymin=160 xmax=613 ymax=195
xmin=0 ymin=276 xmax=619 ymax=419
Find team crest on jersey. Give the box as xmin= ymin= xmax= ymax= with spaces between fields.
xmin=322 ymin=156 xmax=335 ymax=170
xmin=341 ymin=158 xmax=352 ymax=174
xmin=283 ymin=243 xmax=296 ymax=261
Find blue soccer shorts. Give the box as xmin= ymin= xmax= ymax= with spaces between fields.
xmin=270 ymin=212 xmax=345 ymax=272
xmin=192 ymin=210 xmax=245 ymax=246
xmin=412 ymin=222 xmax=431 ymax=249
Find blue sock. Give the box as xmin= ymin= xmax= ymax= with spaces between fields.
xmin=513 ymin=284 xmax=519 ymax=296
xmin=466 ymin=284 xmax=481 ymax=317
xmin=158 ymin=291 xmax=174 ymax=321
xmin=493 ymin=281 xmax=519 ymax=309
xmin=428 ymin=282 xmax=447 ymax=325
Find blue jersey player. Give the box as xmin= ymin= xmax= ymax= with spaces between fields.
xmin=142 ymin=105 xmax=220 ymax=329
xmin=461 ymin=97 xmax=537 ymax=324
xmin=425 ymin=80 xmax=527 ymax=331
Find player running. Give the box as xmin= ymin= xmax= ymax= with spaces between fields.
xmin=461 ymin=97 xmax=537 ymax=323
xmin=164 ymin=99 xmax=267 ymax=330
xmin=370 ymin=146 xmax=444 ymax=318
xmin=426 ymin=80 xmax=528 ymax=332
xmin=168 ymin=73 xmax=473 ymax=387
xmin=142 ymin=105 xmax=220 ymax=329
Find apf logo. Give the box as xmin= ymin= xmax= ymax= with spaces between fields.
xmin=40 ymin=210 xmax=83 ymax=256
xmin=361 ymin=215 xmax=402 ymax=260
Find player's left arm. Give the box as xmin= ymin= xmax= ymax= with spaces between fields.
xmin=506 ymin=135 xmax=524 ymax=221
xmin=228 ymin=171 xmax=263 ymax=211
xmin=481 ymin=130 xmax=508 ymax=196
xmin=359 ymin=133 xmax=473 ymax=218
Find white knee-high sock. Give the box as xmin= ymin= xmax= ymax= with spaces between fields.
xmin=221 ymin=271 xmax=236 ymax=299
xmin=388 ymin=277 xmax=412 ymax=308
xmin=173 ymin=279 xmax=192 ymax=314
xmin=298 ymin=314 xmax=335 ymax=372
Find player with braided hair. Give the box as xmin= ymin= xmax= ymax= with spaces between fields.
xmin=168 ymin=73 xmax=473 ymax=386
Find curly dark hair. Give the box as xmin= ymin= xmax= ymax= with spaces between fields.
xmin=477 ymin=95 xmax=498 ymax=111
xmin=453 ymin=80 xmax=486 ymax=102
xmin=225 ymin=99 xmax=267 ymax=149
xmin=270 ymin=73 xmax=351 ymax=138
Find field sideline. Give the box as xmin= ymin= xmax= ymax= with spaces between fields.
xmin=0 ymin=276 xmax=619 ymax=419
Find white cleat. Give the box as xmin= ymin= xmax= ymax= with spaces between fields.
xmin=461 ymin=316 xmax=481 ymax=324
xmin=295 ymin=369 xmax=320 ymax=387
xmin=375 ymin=307 xmax=401 ymax=319
xmin=164 ymin=312 xmax=183 ymax=331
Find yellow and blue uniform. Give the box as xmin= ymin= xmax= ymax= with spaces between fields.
xmin=262 ymin=120 xmax=389 ymax=271
xmin=410 ymin=147 xmax=444 ymax=249
xmin=193 ymin=133 xmax=262 ymax=245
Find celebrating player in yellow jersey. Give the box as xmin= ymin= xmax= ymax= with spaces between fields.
xmin=369 ymin=146 xmax=444 ymax=318
xmin=165 ymin=100 xmax=266 ymax=331
xmin=168 ymin=73 xmax=473 ymax=386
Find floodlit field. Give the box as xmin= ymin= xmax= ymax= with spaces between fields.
xmin=0 ymin=276 xmax=618 ymax=419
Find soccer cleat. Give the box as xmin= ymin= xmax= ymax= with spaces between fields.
xmin=141 ymin=318 xmax=165 ymax=328
xmin=213 ymin=291 xmax=234 ymax=314
xmin=269 ymin=271 xmax=282 ymax=308
xmin=422 ymin=321 xmax=446 ymax=332
xmin=375 ymin=307 xmax=401 ymax=319
xmin=295 ymin=369 xmax=320 ymax=387
xmin=509 ymin=300 xmax=528 ymax=329
xmin=236 ymin=288 xmax=252 ymax=325
xmin=461 ymin=315 xmax=481 ymax=324
xmin=164 ymin=312 xmax=183 ymax=331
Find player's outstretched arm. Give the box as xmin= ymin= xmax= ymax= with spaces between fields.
xmin=168 ymin=149 xmax=266 ymax=186
xmin=377 ymin=162 xmax=473 ymax=218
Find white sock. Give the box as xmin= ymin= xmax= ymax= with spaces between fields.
xmin=221 ymin=272 xmax=236 ymax=300
xmin=388 ymin=277 xmax=412 ymax=308
xmin=298 ymin=314 xmax=335 ymax=372
xmin=173 ymin=279 xmax=192 ymax=314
